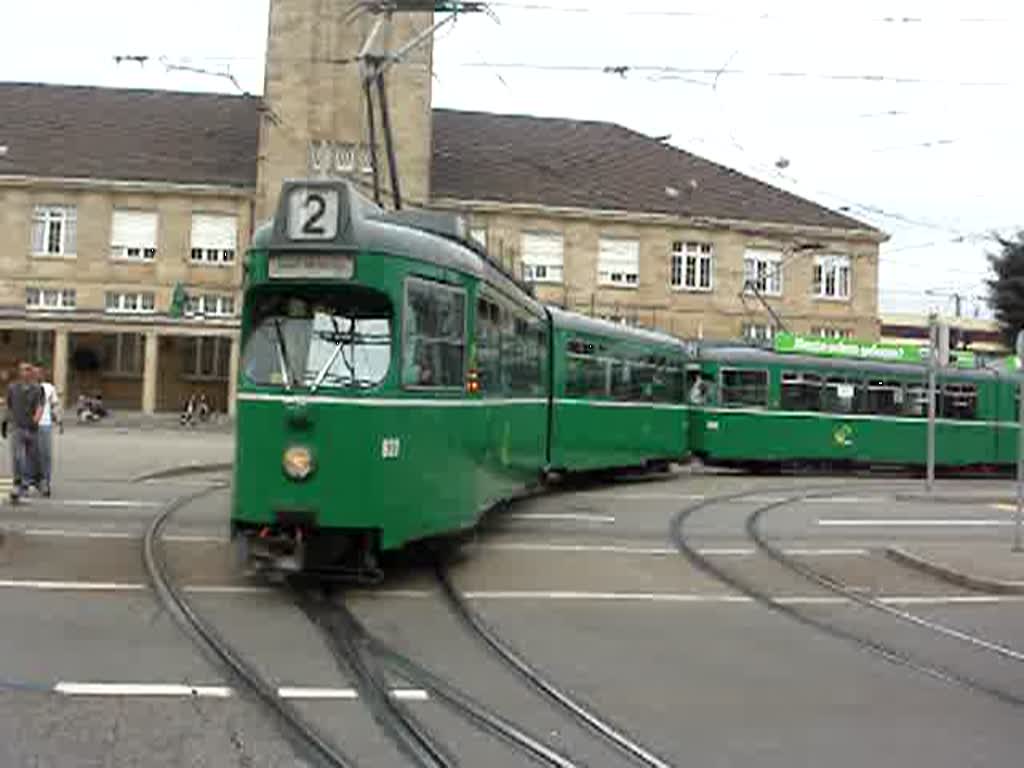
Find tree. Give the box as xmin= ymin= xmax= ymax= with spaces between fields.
xmin=987 ymin=232 xmax=1024 ymax=346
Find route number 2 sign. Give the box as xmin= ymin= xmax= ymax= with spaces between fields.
xmin=287 ymin=187 xmax=340 ymax=241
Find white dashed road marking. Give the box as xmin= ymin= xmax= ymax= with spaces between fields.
xmin=54 ymin=683 xmax=429 ymax=700
xmin=503 ymin=513 xmax=617 ymax=524
xmin=819 ymin=518 xmax=1012 ymax=527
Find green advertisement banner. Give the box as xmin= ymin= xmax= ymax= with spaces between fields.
xmin=774 ymin=332 xmax=928 ymax=363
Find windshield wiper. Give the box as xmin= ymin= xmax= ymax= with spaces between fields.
xmin=272 ymin=318 xmax=294 ymax=391
xmin=310 ymin=317 xmax=358 ymax=393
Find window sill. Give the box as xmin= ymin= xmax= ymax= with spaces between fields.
xmin=812 ymin=295 xmax=852 ymax=303
xmin=525 ymin=280 xmax=563 ymax=286
xmin=110 ymin=257 xmax=156 ymax=264
xmin=31 ymin=252 xmax=77 ymax=260
xmin=189 ymin=261 xmax=236 ymax=268
xmin=597 ymin=282 xmax=639 ymax=290
xmin=670 ymin=285 xmax=713 ymax=293
xmin=105 ymin=310 xmax=158 ymax=316
xmin=744 ymin=290 xmax=783 ymax=298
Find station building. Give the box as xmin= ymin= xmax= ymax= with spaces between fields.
xmin=0 ymin=0 xmax=884 ymax=414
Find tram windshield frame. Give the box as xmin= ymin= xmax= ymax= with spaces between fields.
xmin=241 ymin=285 xmax=393 ymax=392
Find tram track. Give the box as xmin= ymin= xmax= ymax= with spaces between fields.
xmin=145 ymin=487 xmax=596 ymax=767
xmin=671 ymin=486 xmax=1024 ymax=710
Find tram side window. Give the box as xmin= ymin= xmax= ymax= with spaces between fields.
xmin=566 ymin=339 xmax=609 ymax=398
xmin=863 ymin=379 xmax=905 ymax=416
xmin=821 ymin=378 xmax=857 ymax=413
xmin=781 ymin=371 xmax=822 ymax=411
xmin=475 ymin=296 xmax=502 ymax=393
xmin=720 ymin=369 xmax=768 ymax=407
xmin=941 ymin=383 xmax=977 ymax=420
xmin=656 ymin=362 xmax=685 ymax=404
xmin=501 ymin=312 xmax=543 ymax=396
xmin=903 ymin=383 xmax=928 ymax=417
xmin=403 ymin=278 xmax=465 ymax=388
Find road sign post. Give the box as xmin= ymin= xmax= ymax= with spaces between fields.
xmin=926 ymin=315 xmax=937 ymax=493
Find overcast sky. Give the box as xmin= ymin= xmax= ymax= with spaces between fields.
xmin=2 ymin=0 xmax=1020 ymax=318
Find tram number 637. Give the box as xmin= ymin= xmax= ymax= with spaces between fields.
xmin=287 ymin=187 xmax=340 ymax=240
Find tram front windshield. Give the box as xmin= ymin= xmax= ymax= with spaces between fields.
xmin=241 ymin=288 xmax=392 ymax=390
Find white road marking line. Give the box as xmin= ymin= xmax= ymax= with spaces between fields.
xmin=462 ymin=591 xmax=1022 ymax=605
xmin=0 ymin=579 xmax=147 ymax=592
xmin=277 ymin=687 xmax=357 ymax=700
xmin=481 ymin=543 xmax=869 ymax=557
xmin=819 ymin=519 xmax=1011 ymax=527
xmin=802 ymin=497 xmax=874 ymax=504
xmin=503 ymin=513 xmax=616 ymax=524
xmin=57 ymin=500 xmax=163 ymax=508
xmin=577 ymin=493 xmax=705 ymax=502
xmin=54 ymin=683 xmax=429 ymax=701
xmin=55 ymin=683 xmax=232 ymax=698
xmin=19 ymin=528 xmax=226 ymax=543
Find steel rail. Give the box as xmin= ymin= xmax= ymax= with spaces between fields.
xmin=300 ymin=588 xmax=584 ymax=768
xmin=437 ymin=565 xmax=676 ymax=768
xmin=749 ymin=493 xmax=1024 ymax=664
xmin=295 ymin=588 xmax=455 ymax=768
xmin=142 ymin=489 xmax=361 ymax=768
xmin=670 ymin=487 xmax=1024 ymax=709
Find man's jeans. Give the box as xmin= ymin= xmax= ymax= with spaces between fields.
xmin=10 ymin=427 xmax=39 ymax=495
xmin=37 ymin=425 xmax=53 ymax=490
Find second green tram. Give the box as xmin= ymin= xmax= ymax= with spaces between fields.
xmin=690 ymin=346 xmax=1018 ymax=469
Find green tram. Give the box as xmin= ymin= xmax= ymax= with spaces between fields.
xmin=690 ymin=346 xmax=1019 ymax=469
xmin=232 ymin=179 xmax=691 ymax=573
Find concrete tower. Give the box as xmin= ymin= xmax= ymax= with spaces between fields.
xmin=256 ymin=0 xmax=435 ymax=220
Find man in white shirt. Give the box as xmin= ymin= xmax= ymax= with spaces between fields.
xmin=34 ymin=365 xmax=62 ymax=498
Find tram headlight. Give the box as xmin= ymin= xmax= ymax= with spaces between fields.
xmin=282 ymin=445 xmax=314 ymax=480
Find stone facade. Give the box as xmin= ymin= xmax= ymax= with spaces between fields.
xmin=0 ymin=178 xmax=246 ymax=412
xmin=446 ymin=202 xmax=881 ymax=341
xmin=257 ymin=0 xmax=434 ymax=220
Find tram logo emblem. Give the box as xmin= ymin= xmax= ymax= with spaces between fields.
xmin=832 ymin=424 xmax=854 ymax=448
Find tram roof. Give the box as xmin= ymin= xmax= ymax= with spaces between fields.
xmin=699 ymin=345 xmax=1001 ymax=380
xmin=253 ymin=180 xmax=543 ymax=314
xmin=546 ymin=306 xmax=693 ymax=350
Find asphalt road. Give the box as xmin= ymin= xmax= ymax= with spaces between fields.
xmin=1 ymin=431 xmax=1023 ymax=766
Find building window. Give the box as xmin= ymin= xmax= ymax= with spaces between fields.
xmin=597 ymin=238 xmax=640 ymax=288
xmin=741 ymin=322 xmax=775 ymax=343
xmin=190 ymin=213 xmax=237 ymax=265
xmin=103 ymin=333 xmax=144 ymax=377
xmin=182 ymin=337 xmax=232 ymax=380
xmin=813 ymin=255 xmax=851 ymax=300
xmin=520 ymin=232 xmax=564 ymax=284
xmin=811 ymin=326 xmax=853 ymax=339
xmin=470 ymin=227 xmax=487 ymax=249
xmin=26 ymin=287 xmax=76 ymax=311
xmin=186 ymin=294 xmax=235 ymax=317
xmin=106 ymin=291 xmax=156 ymax=314
xmin=110 ymin=210 xmax=158 ymax=261
xmin=25 ymin=330 xmax=54 ymax=367
xmin=670 ymin=241 xmax=712 ymax=291
xmin=31 ymin=205 xmax=77 ymax=256
xmin=743 ymin=249 xmax=782 ymax=296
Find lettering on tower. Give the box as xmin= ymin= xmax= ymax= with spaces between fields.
xmin=308 ymin=140 xmax=375 ymax=178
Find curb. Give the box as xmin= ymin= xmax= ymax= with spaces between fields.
xmin=884 ymin=546 xmax=1024 ymax=594
xmin=131 ymin=462 xmax=233 ymax=484
xmin=891 ymin=493 xmax=1013 ymax=505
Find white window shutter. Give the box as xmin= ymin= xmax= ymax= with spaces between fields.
xmin=598 ymin=239 xmax=639 ymax=275
xmin=191 ymin=214 xmax=237 ymax=250
xmin=111 ymin=211 xmax=157 ymax=248
xmin=520 ymin=233 xmax=564 ymax=268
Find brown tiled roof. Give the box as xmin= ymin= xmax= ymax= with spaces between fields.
xmin=430 ymin=108 xmax=877 ymax=234
xmin=0 ymin=82 xmax=876 ymax=233
xmin=0 ymin=82 xmax=260 ymax=187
